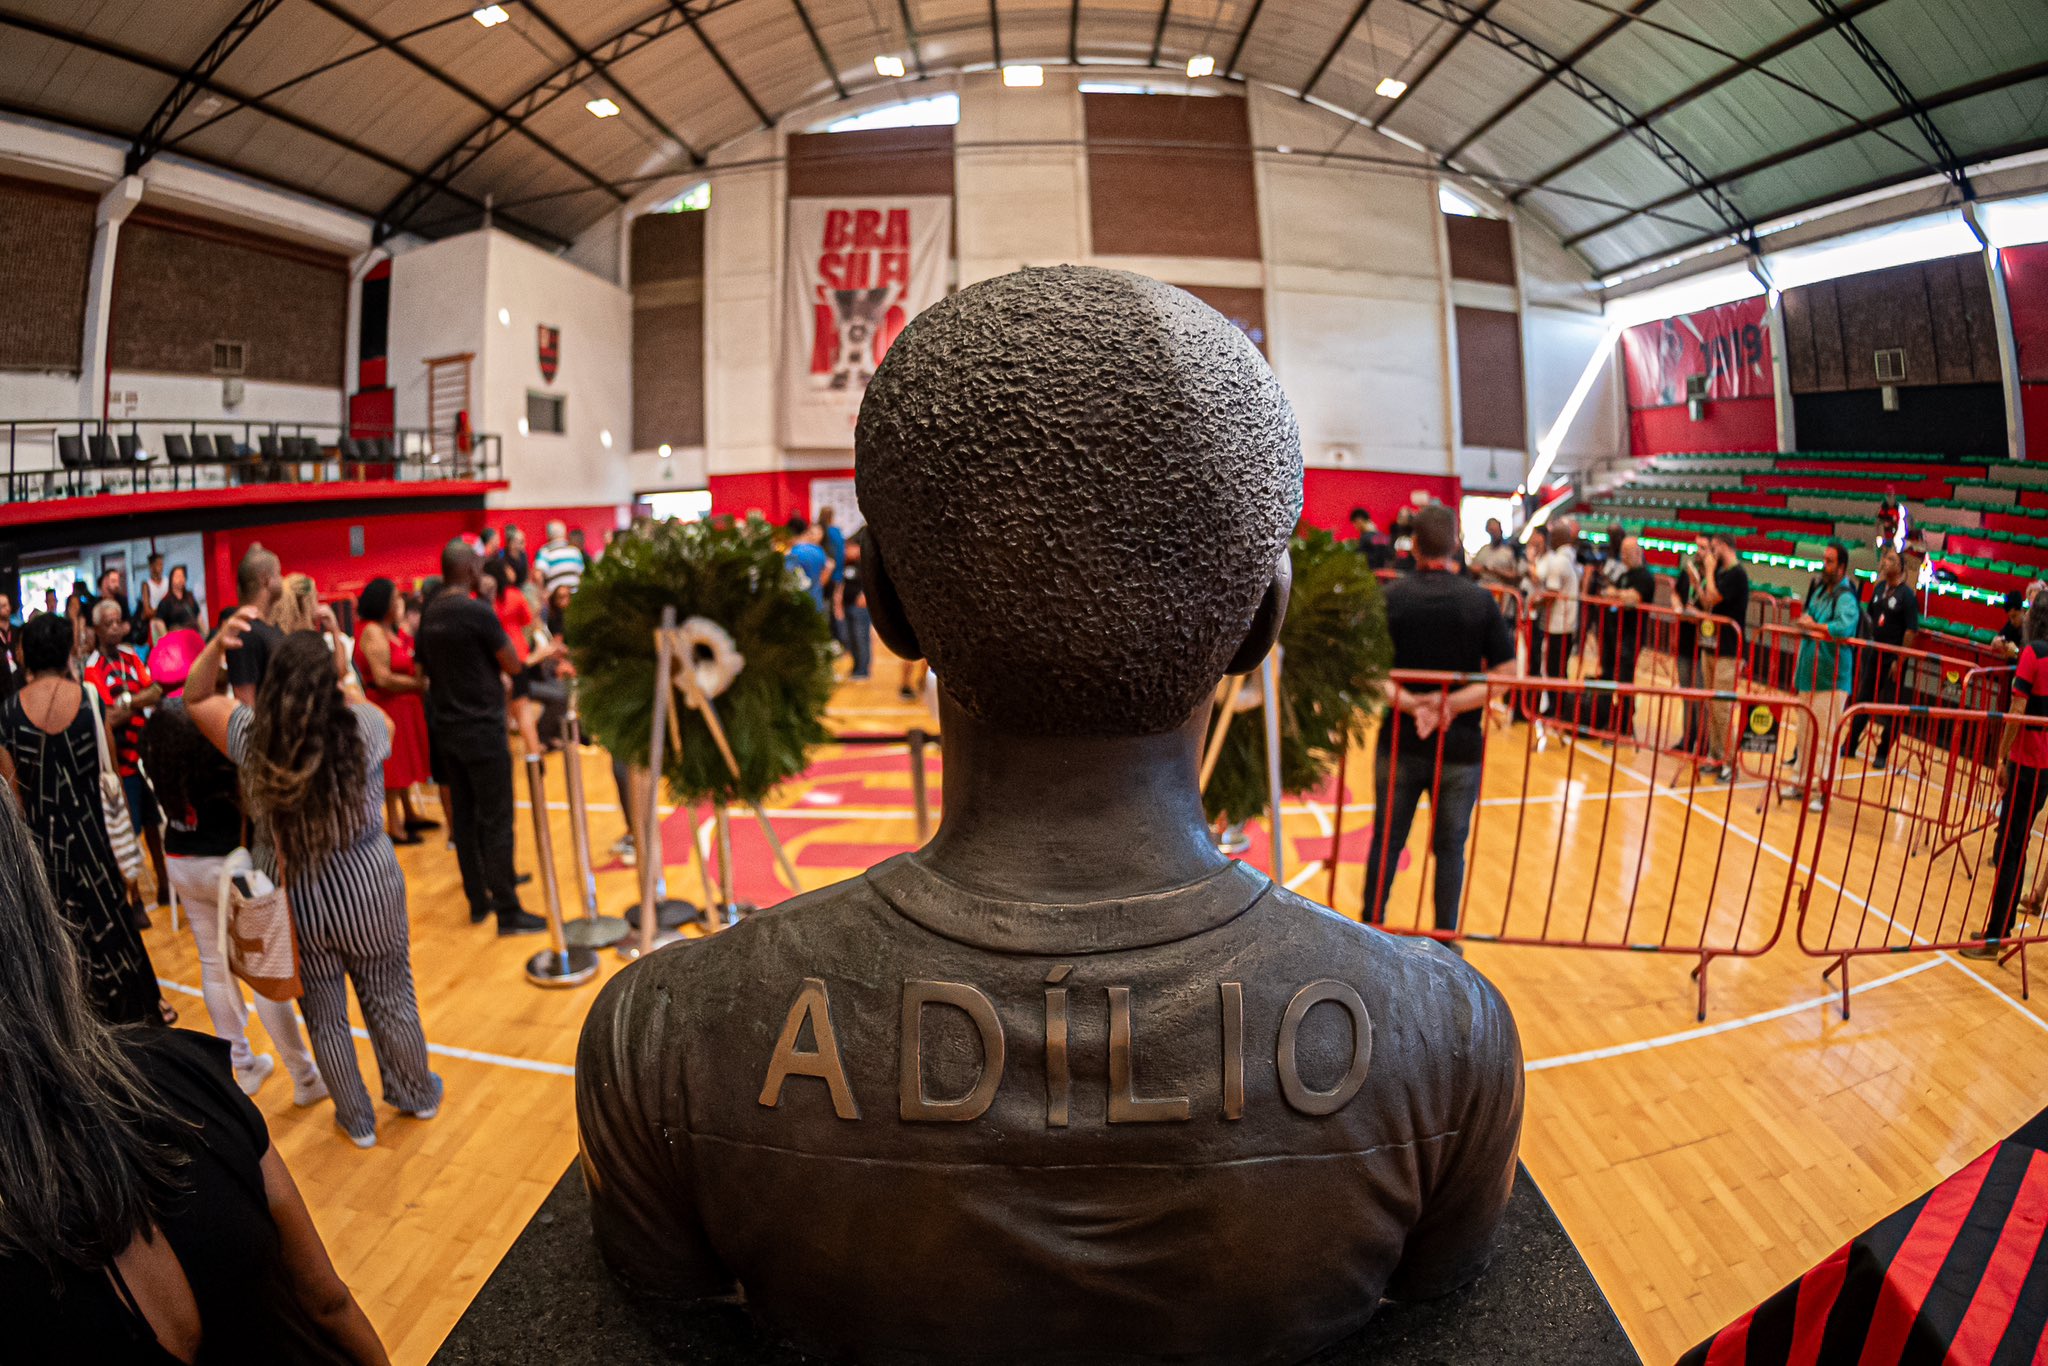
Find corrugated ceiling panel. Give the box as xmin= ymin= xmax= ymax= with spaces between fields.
xmin=1849 ymin=0 xmax=2048 ymax=101
xmin=0 ymin=29 xmax=165 ymax=135
xmin=12 ymin=0 xmax=233 ymax=68
xmin=1379 ymin=36 xmax=1544 ymax=157
xmin=553 ymin=0 xmax=662 ymax=54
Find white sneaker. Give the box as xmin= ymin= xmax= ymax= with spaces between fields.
xmin=1808 ymin=797 xmax=1825 ymax=813
xmin=293 ymin=1072 xmax=331 ymax=1107
xmin=234 ymin=1053 xmax=276 ymax=1097
xmin=340 ymin=1124 xmax=376 ymax=1149
xmin=402 ymin=1074 xmax=445 ymax=1121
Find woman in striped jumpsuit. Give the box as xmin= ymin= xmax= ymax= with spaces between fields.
xmin=185 ymin=607 xmax=441 ymax=1148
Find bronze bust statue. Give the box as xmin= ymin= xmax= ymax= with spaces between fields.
xmin=576 ymin=266 xmax=1524 ymax=1365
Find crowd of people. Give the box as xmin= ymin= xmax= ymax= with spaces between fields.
xmin=0 ymin=519 xmax=600 ymax=1132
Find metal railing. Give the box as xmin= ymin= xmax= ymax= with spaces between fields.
xmin=1 ymin=416 xmax=502 ymax=505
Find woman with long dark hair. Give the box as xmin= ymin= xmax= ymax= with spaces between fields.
xmin=0 ymin=790 xmax=389 ymax=1363
xmin=184 ymin=609 xmax=440 ymax=1148
xmin=351 ymin=578 xmax=434 ymax=843
xmin=139 ymin=692 xmax=321 ymax=1102
xmin=0 ymin=612 xmax=159 ymax=1025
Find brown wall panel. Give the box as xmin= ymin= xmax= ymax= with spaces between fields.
xmin=1455 ymin=306 xmax=1526 ymax=450
xmin=1175 ymin=284 xmax=1267 ymax=356
xmin=110 ymin=211 xmax=347 ymax=386
xmin=1445 ymin=215 xmax=1516 ymax=285
xmin=0 ymin=175 xmax=94 ymax=373
xmin=631 ymin=211 xmax=706 ymax=450
xmin=1785 ymin=253 xmax=2002 ymax=393
xmin=786 ymin=126 xmax=955 ymax=198
xmin=1084 ymin=93 xmax=1260 ymax=260
xmin=1783 ymin=286 xmax=1818 ymax=393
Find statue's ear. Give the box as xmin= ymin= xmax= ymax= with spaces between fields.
xmin=862 ymin=529 xmax=923 ymax=662
xmin=1225 ymin=548 xmax=1292 ymax=675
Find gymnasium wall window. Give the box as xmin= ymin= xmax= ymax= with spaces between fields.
xmin=654 ymin=182 xmax=710 ymax=213
xmin=525 ymin=391 xmax=566 ymax=435
xmin=1438 ymin=185 xmax=1489 ymax=218
xmin=824 ymin=93 xmax=958 ymax=133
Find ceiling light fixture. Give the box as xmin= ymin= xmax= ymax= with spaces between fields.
xmin=586 ymin=97 xmax=621 ymax=118
xmin=1002 ymin=65 xmax=1044 ymax=88
xmin=874 ymin=54 xmax=906 ymax=77
xmin=1375 ymin=77 xmax=1407 ymax=98
xmin=497 ymin=307 xmax=510 ymax=326
xmin=600 ymin=429 xmax=614 ymax=449
xmin=659 ymin=443 xmax=673 ymax=459
xmin=1186 ymin=55 xmax=1215 ymax=78
xmin=472 ymin=5 xmax=509 ymax=27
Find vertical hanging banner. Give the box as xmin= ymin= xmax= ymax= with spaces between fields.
xmin=783 ymin=196 xmax=952 ymax=449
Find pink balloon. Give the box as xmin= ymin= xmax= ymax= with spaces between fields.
xmin=149 ymin=629 xmax=207 ymax=691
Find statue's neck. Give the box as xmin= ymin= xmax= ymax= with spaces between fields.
xmin=915 ymin=692 xmax=1229 ymax=905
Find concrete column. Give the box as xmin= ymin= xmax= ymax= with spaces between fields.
xmin=79 ymin=175 xmax=143 ymax=419
xmin=1966 ymin=204 xmax=2027 ymax=460
xmin=1749 ymin=255 xmax=1797 ymax=455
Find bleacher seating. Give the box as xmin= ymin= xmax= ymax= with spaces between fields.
xmin=1583 ymin=450 xmax=2045 ymax=646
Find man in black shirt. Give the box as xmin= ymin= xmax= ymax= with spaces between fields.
xmin=225 ymin=546 xmax=285 ymax=706
xmin=1363 ymin=503 xmax=1518 ymax=931
xmin=1590 ymin=535 xmax=1657 ymax=735
xmin=2000 ymin=591 xmax=2027 ymax=655
xmin=414 ymin=539 xmax=544 ymax=935
xmin=1689 ymin=532 xmax=1749 ymax=780
xmin=1841 ymin=547 xmax=1920 ymax=765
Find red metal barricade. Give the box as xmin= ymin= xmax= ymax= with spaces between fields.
xmin=1323 ymin=672 xmax=1814 ymax=1018
xmin=1519 ymin=595 xmax=1744 ymax=757
xmin=1800 ymin=703 xmax=2048 ymax=1016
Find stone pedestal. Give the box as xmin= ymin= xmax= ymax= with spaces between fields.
xmin=432 ymin=1161 xmax=1639 ymax=1366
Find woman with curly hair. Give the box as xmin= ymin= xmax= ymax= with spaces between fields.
xmin=184 ymin=608 xmax=440 ymax=1149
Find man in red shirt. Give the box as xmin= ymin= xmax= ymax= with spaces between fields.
xmin=83 ymin=599 xmax=166 ymax=912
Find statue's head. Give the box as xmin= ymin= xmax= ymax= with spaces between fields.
xmin=855 ymin=266 xmax=1301 ymax=738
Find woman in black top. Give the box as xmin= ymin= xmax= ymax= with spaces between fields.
xmin=0 ymin=612 xmax=158 ymax=1025
xmin=0 ymin=784 xmax=389 ymax=1364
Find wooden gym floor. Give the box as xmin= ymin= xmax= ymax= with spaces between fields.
xmin=135 ymin=667 xmax=2048 ymax=1366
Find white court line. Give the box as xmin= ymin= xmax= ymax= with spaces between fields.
xmin=1523 ymin=959 xmax=1945 ymax=1073
xmin=156 ymin=979 xmax=578 ymax=1078
xmin=1941 ymin=954 xmax=2048 ymax=1034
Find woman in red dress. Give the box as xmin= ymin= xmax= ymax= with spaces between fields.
xmin=352 ymin=578 xmax=437 ymax=844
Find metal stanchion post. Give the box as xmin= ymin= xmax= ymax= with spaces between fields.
xmin=908 ymin=727 xmax=931 ymax=843
xmin=716 ymin=802 xmax=741 ymax=929
xmin=561 ymin=690 xmax=629 ymax=949
xmin=1262 ymin=648 xmax=1286 ymax=884
xmin=522 ymin=754 xmax=598 ymax=987
xmin=621 ymin=609 xmax=688 ymax=961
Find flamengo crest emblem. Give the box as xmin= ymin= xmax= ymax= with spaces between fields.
xmin=538 ymin=325 xmax=561 ymax=383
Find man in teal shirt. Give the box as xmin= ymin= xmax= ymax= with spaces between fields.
xmin=1782 ymin=542 xmax=1862 ymax=809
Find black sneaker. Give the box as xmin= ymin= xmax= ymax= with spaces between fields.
xmin=470 ymin=908 xmax=491 ymax=925
xmin=497 ymin=910 xmax=547 ymax=936
xmin=514 ymin=872 xmax=533 ymax=888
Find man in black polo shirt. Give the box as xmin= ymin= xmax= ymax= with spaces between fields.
xmin=415 ymin=539 xmax=544 ymax=935
xmin=1841 ymin=547 xmax=1920 ymax=766
xmin=1362 ymin=503 xmax=1518 ymax=932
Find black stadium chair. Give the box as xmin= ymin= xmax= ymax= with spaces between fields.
xmin=259 ymin=434 xmax=282 ymax=462
xmin=88 ymin=434 xmax=117 ymax=467
xmin=57 ymin=433 xmax=90 ymax=496
xmin=164 ymin=433 xmax=192 ymax=463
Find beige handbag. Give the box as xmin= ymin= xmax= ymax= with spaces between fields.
xmin=84 ymin=686 xmax=144 ymax=883
xmin=216 ymin=848 xmax=303 ymax=1002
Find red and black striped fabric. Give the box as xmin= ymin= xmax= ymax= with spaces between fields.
xmin=1680 ymin=1109 xmax=2048 ymax=1366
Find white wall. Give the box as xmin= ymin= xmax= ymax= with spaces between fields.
xmin=955 ymin=73 xmax=1088 ymax=286
xmin=482 ymin=231 xmax=632 ymax=507
xmin=704 ymin=128 xmax=785 ymax=478
xmin=386 ymin=228 xmax=634 ymax=507
xmin=1249 ymin=86 xmax=1453 ymax=480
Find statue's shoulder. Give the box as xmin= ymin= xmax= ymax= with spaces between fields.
xmin=1256 ymin=884 xmax=1521 ymax=1062
xmin=588 ymin=873 xmax=891 ymax=1032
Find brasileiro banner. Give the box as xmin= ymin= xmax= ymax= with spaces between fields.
xmin=783 ymin=196 xmax=952 ymax=449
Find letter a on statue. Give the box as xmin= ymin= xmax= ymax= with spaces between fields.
xmin=760 ymin=977 xmax=860 ymax=1120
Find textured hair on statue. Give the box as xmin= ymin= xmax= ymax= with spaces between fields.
xmin=242 ymin=630 xmax=370 ymax=875
xmin=855 ymin=266 xmax=1301 ymax=737
xmin=0 ymin=788 xmax=186 ymax=1270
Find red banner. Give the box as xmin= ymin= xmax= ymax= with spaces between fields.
xmin=1622 ymin=296 xmax=1772 ymax=409
xmin=2003 ymin=242 xmax=2048 ymax=383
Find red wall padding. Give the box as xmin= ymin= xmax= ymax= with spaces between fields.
xmin=2025 ymin=384 xmax=2048 ymax=460
xmin=204 ymin=503 xmax=625 ymax=608
xmin=709 ymin=469 xmax=854 ymax=525
xmin=1300 ymin=469 xmax=1462 ymax=534
xmin=1629 ymin=398 xmax=1777 ymax=455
